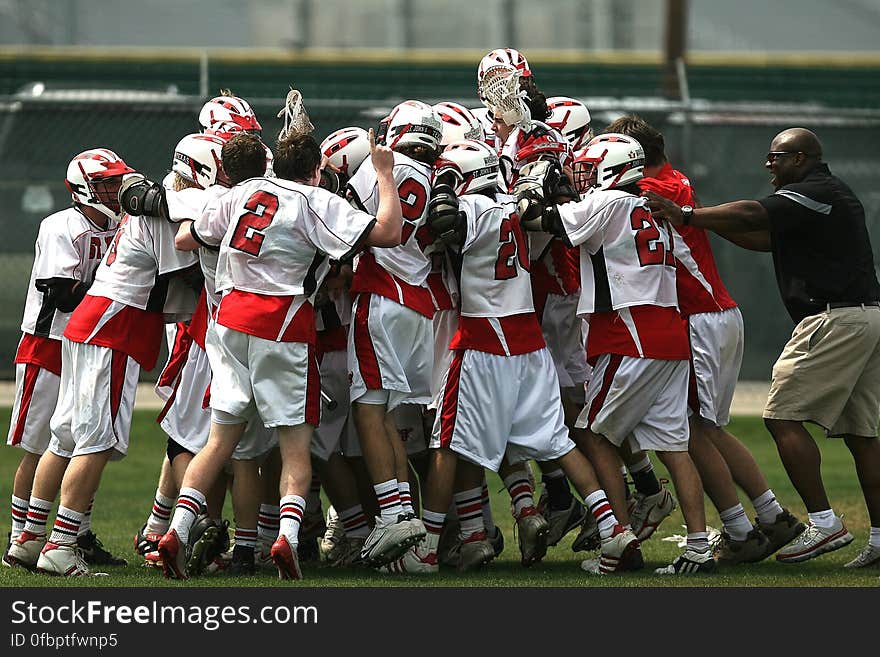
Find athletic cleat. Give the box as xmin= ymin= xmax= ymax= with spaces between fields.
xmin=488 ymin=526 xmax=505 ymax=558
xmin=571 ymin=513 xmax=601 ymax=553
xmin=360 ymin=514 xmax=425 ymax=567
xmin=227 ymin=551 xmax=256 ymax=576
xmin=581 ymin=525 xmax=643 ymax=575
xmin=255 ymin=537 xmax=275 ymax=571
xmin=6 ymin=531 xmax=46 ymax=570
xmin=141 ymin=550 xmax=163 ymax=569
xmin=134 ymin=523 xmax=163 ymax=557
xmin=655 ymin=549 xmax=717 ymax=575
xmin=775 ymin=518 xmax=854 ymax=564
xmin=271 ymin=535 xmax=302 ymax=580
xmin=545 ymin=497 xmax=588 ymax=547
xmin=158 ymin=529 xmax=190 ymax=580
xmin=187 ymin=516 xmax=228 ymax=576
xmin=437 ymin=514 xmax=462 ymax=566
xmin=456 ymin=531 xmax=495 ymax=571
xmin=713 ymin=528 xmax=772 ymax=565
xmin=516 ymin=507 xmax=549 ymax=567
xmin=757 ymin=508 xmax=806 ymax=554
xmin=2 ymin=532 xmax=12 ymax=568
xmin=630 ymin=486 xmax=676 ymax=541
xmin=324 ymin=535 xmax=367 ymax=568
xmin=36 ymin=542 xmax=98 ymax=577
xmin=844 ymin=544 xmax=880 ymax=568
xmin=378 ymin=544 xmax=439 ymax=574
xmin=320 ymin=506 xmax=345 ymax=557
xmin=77 ymin=531 xmax=127 ymax=566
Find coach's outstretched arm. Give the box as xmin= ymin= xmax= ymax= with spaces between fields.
xmin=363 ymin=128 xmax=403 ymax=247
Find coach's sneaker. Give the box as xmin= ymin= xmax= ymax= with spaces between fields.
xmin=361 ymin=514 xmax=424 ymax=567
xmin=545 ymin=498 xmax=588 ymax=547
xmin=36 ymin=542 xmax=96 ymax=577
xmin=630 ymin=485 xmax=677 ymax=541
xmin=713 ymin=528 xmax=772 ymax=566
xmin=78 ymin=530 xmax=128 ymax=566
xmin=571 ymin=513 xmax=601 ymax=553
xmin=158 ymin=529 xmax=190 ymax=580
xmin=378 ymin=544 xmax=439 ymax=574
xmin=757 ymin=508 xmax=806 ymax=554
xmin=655 ymin=548 xmax=716 ymax=575
xmin=134 ymin=523 xmax=162 ymax=557
xmin=271 ymin=535 xmax=302 ymax=580
xmin=320 ymin=506 xmax=345 ymax=557
xmin=775 ymin=517 xmax=854 ymax=564
xmin=581 ymin=525 xmax=643 ymax=574
xmin=6 ymin=530 xmax=46 ymax=570
xmin=516 ymin=507 xmax=549 ymax=567
xmin=844 ymin=544 xmax=880 ymax=568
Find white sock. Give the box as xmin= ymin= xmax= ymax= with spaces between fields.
xmin=687 ymin=531 xmax=710 ymax=554
xmin=279 ymin=495 xmax=306 ymax=547
xmin=10 ymin=494 xmax=28 ymax=540
xmin=719 ymin=503 xmax=753 ymax=542
xmin=869 ymin=527 xmax=880 ymax=548
xmin=146 ymin=490 xmax=175 ymax=534
xmin=808 ymin=508 xmax=836 ymax=529
xmin=584 ymin=490 xmax=617 ymax=540
xmin=751 ymin=489 xmax=784 ymax=525
xmin=169 ymin=487 xmax=206 ymax=545
xmin=23 ymin=496 xmax=52 ymax=536
xmin=49 ymin=506 xmax=83 ymax=545
xmin=398 ymin=481 xmax=414 ymax=515
xmin=257 ymin=504 xmax=280 ymax=543
xmin=78 ymin=498 xmax=93 ymax=536
xmin=374 ymin=479 xmax=402 ymax=521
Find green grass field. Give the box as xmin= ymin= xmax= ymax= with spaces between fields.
xmin=0 ymin=410 xmax=877 ymax=587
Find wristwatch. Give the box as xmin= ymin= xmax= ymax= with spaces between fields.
xmin=681 ymin=205 xmax=694 ymax=226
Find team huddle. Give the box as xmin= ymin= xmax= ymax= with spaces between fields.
xmin=6 ymin=47 xmax=838 ymax=581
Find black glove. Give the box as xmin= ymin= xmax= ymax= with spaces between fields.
xmin=118 ymin=173 xmax=169 ymax=220
xmin=319 ymin=169 xmax=350 ymax=196
xmin=427 ymin=183 xmax=465 ymax=247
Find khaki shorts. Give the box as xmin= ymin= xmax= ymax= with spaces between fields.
xmin=764 ymin=305 xmax=880 ymax=437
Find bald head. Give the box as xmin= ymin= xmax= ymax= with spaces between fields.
xmin=771 ymin=128 xmax=822 ymax=159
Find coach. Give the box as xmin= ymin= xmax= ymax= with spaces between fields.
xmin=646 ymin=127 xmax=880 ymax=568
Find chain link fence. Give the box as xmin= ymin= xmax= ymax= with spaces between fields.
xmin=1 ymin=81 xmax=878 ymax=381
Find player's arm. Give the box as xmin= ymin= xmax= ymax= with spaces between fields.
xmin=644 ymin=191 xmax=770 ymax=233
xmin=174 ymin=220 xmax=200 ymax=251
xmin=713 ymin=228 xmax=772 ymax=252
xmin=363 ymin=129 xmax=403 ymax=247
xmin=34 ymin=277 xmax=91 ymax=313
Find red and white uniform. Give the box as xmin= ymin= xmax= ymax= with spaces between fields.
xmin=427 ymin=250 xmax=460 ymax=409
xmin=498 ymin=120 xmax=572 ymax=190
xmin=51 ymin=214 xmax=198 ymax=459
xmin=431 ymin=194 xmax=575 ymax=470
xmin=347 ymin=152 xmax=435 ymax=410
xmin=7 ymin=208 xmax=117 ymax=454
xmin=313 ymin=287 xmax=353 ymax=461
xmin=639 ymin=165 xmax=742 ymax=426
xmin=204 ymin=177 xmax=375 ymax=429
xmin=558 ymin=190 xmax=690 ymax=451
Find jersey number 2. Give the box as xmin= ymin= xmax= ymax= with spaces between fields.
xmin=494 ymin=213 xmax=530 ymax=280
xmin=230 ymin=191 xmax=279 ymax=256
xmin=630 ymin=206 xmax=674 ymax=267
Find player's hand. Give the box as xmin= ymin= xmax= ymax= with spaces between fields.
xmin=369 ymin=128 xmax=395 ymax=174
xmin=642 ymin=190 xmax=683 ymax=224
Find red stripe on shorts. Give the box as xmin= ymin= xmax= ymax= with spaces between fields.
xmin=686 ymin=318 xmax=700 ymax=414
xmin=306 ymin=344 xmax=320 ymax=426
xmin=157 ymin=323 xmax=192 ymax=389
xmin=10 ymin=364 xmax=40 ymax=445
xmin=439 ymin=350 xmax=465 ymax=448
xmin=109 ymin=350 xmax=128 ymax=422
xmin=353 ymin=294 xmax=382 ymax=389
xmin=587 ymin=354 xmax=623 ymax=427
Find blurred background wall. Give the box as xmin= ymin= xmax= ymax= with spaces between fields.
xmin=0 ymin=0 xmax=877 ymax=380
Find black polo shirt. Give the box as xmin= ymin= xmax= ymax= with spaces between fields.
xmin=758 ymin=162 xmax=880 ymax=323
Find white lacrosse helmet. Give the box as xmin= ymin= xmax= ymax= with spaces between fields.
xmin=198 ymin=95 xmax=262 ymax=134
xmin=65 ymin=148 xmax=135 ymax=220
xmin=479 ymin=64 xmax=530 ymax=129
xmin=320 ymin=127 xmax=370 ymax=176
xmin=172 ymin=133 xmax=230 ymax=189
xmin=385 ymin=100 xmax=443 ymax=151
xmin=477 ymin=48 xmax=532 ymax=93
xmin=573 ymin=133 xmax=644 ymax=193
xmin=435 ymin=139 xmax=500 ymax=195
xmin=433 ymin=101 xmax=485 ymax=145
xmin=205 ymin=120 xmax=245 ymax=141
xmin=546 ymin=97 xmax=594 ymax=153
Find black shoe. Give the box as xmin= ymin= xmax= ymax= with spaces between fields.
xmin=134 ymin=523 xmax=162 ymax=557
xmin=188 ymin=515 xmax=230 ymax=576
xmin=2 ymin=531 xmax=11 ymax=567
xmin=228 ymin=550 xmax=256 ymax=576
xmin=77 ymin=531 xmax=128 ymax=566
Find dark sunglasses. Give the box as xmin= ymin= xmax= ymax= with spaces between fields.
xmin=766 ymin=151 xmax=799 ymax=164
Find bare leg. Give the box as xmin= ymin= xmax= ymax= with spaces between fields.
xmin=12 ymin=451 xmax=42 ymax=501
xmin=231 ymin=459 xmax=260 ymax=534
xmin=180 ymin=422 xmax=245 ymax=494
xmin=765 ymin=418 xmax=830 ymax=512
xmin=277 ymin=425 xmax=313 ymax=500
xmin=30 ymin=451 xmax=70 ymax=506
xmin=844 ymin=435 xmax=880 ymax=526
xmin=353 ymin=402 xmax=397 ymax=485
xmin=574 ymin=430 xmax=630 ymax=524
xmin=688 ymin=416 xmax=741 ymax=512
xmin=656 ymin=451 xmax=706 ymax=534
xmin=707 ymin=425 xmax=772 ymax=500
xmin=58 ymin=450 xmax=113 ymax=514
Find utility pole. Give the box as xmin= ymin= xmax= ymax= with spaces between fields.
xmin=663 ymin=0 xmax=688 ymax=99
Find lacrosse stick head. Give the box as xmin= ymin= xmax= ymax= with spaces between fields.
xmin=277 ymin=88 xmax=315 ymax=141
xmin=479 ymin=64 xmax=530 ymax=130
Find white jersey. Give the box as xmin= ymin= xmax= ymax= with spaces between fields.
xmin=209 ymin=176 xmax=376 ymax=297
xmin=499 ymin=120 xmax=571 ymax=191
xmin=89 ymin=214 xmax=198 ymax=313
xmin=347 ymin=152 xmax=432 ymax=286
xmin=558 ymin=190 xmax=678 ymax=317
xmin=20 ymin=207 xmax=118 ymax=339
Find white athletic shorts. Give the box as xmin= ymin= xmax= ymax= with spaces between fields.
xmin=579 ymin=354 xmax=690 ymax=452
xmin=541 ymin=292 xmax=591 ymax=392
xmin=205 ymin=323 xmax=320 ymax=431
xmin=160 ymin=338 xmax=275 ymax=461
xmin=340 ymin=403 xmax=428 ymax=458
xmin=7 ymin=363 xmax=61 ymax=455
xmin=431 ymin=348 xmax=575 ymax=471
xmin=348 ymin=293 xmax=433 ymax=412
xmin=312 ymin=349 xmax=350 ymax=461
xmin=687 ymin=307 xmax=743 ymax=427
xmin=430 ymin=308 xmax=459 ymax=410
xmin=154 ymin=322 xmax=189 ymax=402
xmin=48 ymin=340 xmax=139 ymax=460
